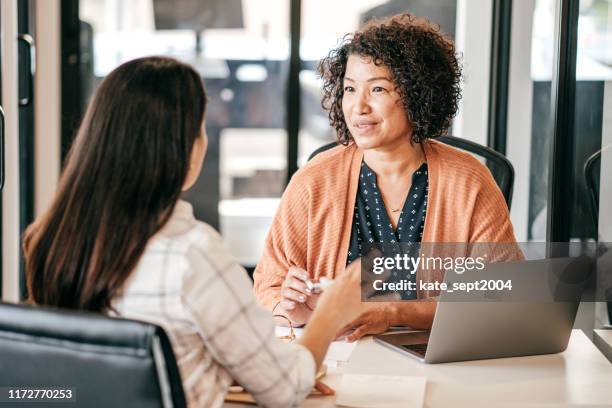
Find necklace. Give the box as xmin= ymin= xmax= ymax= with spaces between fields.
xmin=385 ymin=171 xmax=417 ymax=213
xmin=390 ymin=204 xmax=404 ymax=213
xmin=382 ymin=185 xmax=409 ymax=214
xmin=388 ymin=195 xmax=407 ymax=213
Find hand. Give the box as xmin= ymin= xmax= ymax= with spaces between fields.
xmin=314 ymin=380 xmax=334 ymax=396
xmin=278 ymin=267 xmax=320 ymax=326
xmin=336 ymin=303 xmax=393 ymax=342
xmin=296 ymin=259 xmax=366 ymax=372
xmin=314 ymin=259 xmax=365 ymax=329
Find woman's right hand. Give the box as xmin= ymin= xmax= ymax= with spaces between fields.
xmin=278 ymin=267 xmax=320 ymax=326
xmin=295 ymin=259 xmax=365 ymax=370
xmin=313 ymin=259 xmax=364 ymax=329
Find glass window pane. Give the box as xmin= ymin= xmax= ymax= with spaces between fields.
xmin=508 ymin=0 xmax=610 ymax=243
xmin=575 ymin=0 xmax=612 ymax=241
xmin=79 ymin=0 xmax=290 ymax=267
xmin=575 ymin=0 xmax=611 ymax=327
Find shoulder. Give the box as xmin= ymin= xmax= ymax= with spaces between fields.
xmin=152 ymin=208 xmax=224 ymax=255
xmin=155 ymin=216 xmax=251 ymax=295
xmin=180 ymin=222 xmax=236 ymax=270
xmin=425 ymin=139 xmax=496 ymax=189
xmin=119 ymin=210 xmax=226 ymax=301
xmin=148 ymin=205 xmax=239 ymax=278
xmin=285 ymin=143 xmax=357 ymax=193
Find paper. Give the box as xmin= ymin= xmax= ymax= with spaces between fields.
xmin=274 ymin=327 xmax=356 ymax=366
xmin=324 ymin=340 xmax=357 ymax=363
xmin=274 ymin=326 xmax=304 ymax=338
xmin=336 ymin=374 xmax=426 ymax=408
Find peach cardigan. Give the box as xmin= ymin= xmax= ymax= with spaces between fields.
xmin=253 ymin=140 xmax=519 ymax=311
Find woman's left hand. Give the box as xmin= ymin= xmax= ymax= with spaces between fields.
xmin=336 ymin=303 xmax=393 ymax=342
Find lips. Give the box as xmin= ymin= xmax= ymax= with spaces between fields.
xmin=352 ymin=119 xmax=379 ymax=135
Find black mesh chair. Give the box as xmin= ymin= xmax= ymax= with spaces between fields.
xmin=0 ymin=302 xmax=186 ymax=408
xmin=308 ymin=136 xmax=515 ymax=209
xmin=584 ymin=149 xmax=601 ymax=232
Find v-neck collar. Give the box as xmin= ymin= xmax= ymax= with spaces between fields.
xmin=338 ymin=141 xmax=440 ymax=271
xmin=358 ymin=160 xmax=428 ymax=238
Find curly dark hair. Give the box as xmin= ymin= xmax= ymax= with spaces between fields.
xmin=317 ymin=13 xmax=462 ymax=144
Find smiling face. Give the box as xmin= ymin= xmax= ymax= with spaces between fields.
xmin=342 ymin=54 xmax=412 ymax=151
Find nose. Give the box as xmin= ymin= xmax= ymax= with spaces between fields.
xmin=353 ymin=90 xmax=371 ymax=115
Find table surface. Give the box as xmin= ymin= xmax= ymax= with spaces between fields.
xmin=224 ymin=329 xmax=612 ymax=407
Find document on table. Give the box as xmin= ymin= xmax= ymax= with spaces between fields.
xmin=274 ymin=326 xmax=357 ymax=365
xmin=274 ymin=326 xmax=304 ymax=338
xmin=325 ymin=340 xmax=357 ymax=363
xmin=336 ymin=374 xmax=426 ymax=408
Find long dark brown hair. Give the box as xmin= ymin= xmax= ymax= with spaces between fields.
xmin=24 ymin=56 xmax=207 ymax=312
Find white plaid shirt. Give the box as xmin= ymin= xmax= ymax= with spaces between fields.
xmin=111 ymin=200 xmax=315 ymax=408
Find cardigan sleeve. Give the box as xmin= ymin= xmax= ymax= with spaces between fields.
xmin=469 ymin=170 xmax=524 ymax=262
xmin=253 ymin=173 xmax=310 ymax=312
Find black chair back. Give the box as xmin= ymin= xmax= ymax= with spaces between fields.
xmin=308 ymin=136 xmax=515 ymax=209
xmin=0 ymin=302 xmax=186 ymax=408
xmin=584 ymin=149 xmax=601 ymax=231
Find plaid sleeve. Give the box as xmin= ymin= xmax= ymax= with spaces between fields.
xmin=181 ymin=224 xmax=316 ymax=408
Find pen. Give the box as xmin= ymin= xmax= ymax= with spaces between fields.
xmin=306 ymin=278 xmax=334 ymax=294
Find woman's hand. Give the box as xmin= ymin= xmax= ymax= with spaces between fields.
xmin=336 ymin=303 xmax=393 ymax=342
xmin=297 ymin=259 xmax=365 ymax=369
xmin=278 ymin=267 xmax=320 ymax=326
xmin=313 ymin=259 xmax=364 ymax=328
xmin=336 ymin=301 xmax=437 ymax=341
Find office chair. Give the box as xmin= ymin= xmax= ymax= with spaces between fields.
xmin=0 ymin=302 xmax=186 ymax=408
xmin=584 ymin=149 xmax=601 ymax=232
xmin=308 ymin=136 xmax=515 ymax=209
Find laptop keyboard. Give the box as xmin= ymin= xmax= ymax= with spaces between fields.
xmin=402 ymin=343 xmax=428 ymax=357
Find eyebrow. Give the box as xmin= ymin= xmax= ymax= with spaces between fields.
xmin=344 ymin=76 xmax=393 ymax=83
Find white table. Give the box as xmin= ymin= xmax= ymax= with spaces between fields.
xmin=226 ymin=330 xmax=612 ymax=407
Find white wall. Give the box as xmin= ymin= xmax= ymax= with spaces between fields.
xmin=1 ymin=0 xmax=21 ymax=302
xmin=506 ymin=0 xmax=536 ymax=241
xmin=453 ymin=0 xmax=493 ymax=146
xmin=1 ymin=0 xmax=61 ymax=302
xmin=34 ymin=0 xmax=62 ymax=217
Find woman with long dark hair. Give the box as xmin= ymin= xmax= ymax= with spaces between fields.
xmin=24 ymin=56 xmax=363 ymax=408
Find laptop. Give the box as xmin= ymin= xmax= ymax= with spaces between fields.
xmin=373 ymin=257 xmax=592 ymax=363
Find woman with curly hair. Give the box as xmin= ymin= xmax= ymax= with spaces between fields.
xmin=254 ymin=13 xmax=519 ymax=340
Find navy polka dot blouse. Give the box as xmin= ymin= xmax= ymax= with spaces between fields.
xmin=347 ymin=160 xmax=429 ymax=263
xmin=347 ymin=161 xmax=428 ymax=299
